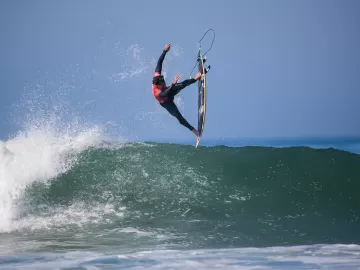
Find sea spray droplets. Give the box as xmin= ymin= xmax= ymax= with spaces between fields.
xmin=110 ymin=44 xmax=151 ymax=82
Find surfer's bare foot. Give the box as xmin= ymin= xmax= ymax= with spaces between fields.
xmin=194 ymin=72 xmax=202 ymax=80
xmin=192 ymin=129 xmax=200 ymax=137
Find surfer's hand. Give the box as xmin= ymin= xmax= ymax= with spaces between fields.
xmin=164 ymin=44 xmax=171 ymax=52
xmin=173 ymin=74 xmax=180 ymax=84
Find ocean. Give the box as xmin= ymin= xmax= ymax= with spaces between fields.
xmin=1 ymin=130 xmax=360 ymax=269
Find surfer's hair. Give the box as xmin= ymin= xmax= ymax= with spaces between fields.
xmin=152 ymin=75 xmax=164 ymax=85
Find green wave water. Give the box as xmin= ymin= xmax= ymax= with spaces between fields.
xmin=11 ymin=142 xmax=360 ymax=251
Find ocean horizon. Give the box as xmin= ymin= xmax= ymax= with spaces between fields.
xmin=142 ymin=136 xmax=360 ymax=154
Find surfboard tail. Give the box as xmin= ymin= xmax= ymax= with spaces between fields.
xmin=195 ymin=136 xmax=201 ymax=148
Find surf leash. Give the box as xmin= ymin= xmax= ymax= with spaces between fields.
xmin=189 ymin=28 xmax=216 ymax=78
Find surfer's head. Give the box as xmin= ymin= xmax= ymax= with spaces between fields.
xmin=152 ymin=75 xmax=165 ymax=88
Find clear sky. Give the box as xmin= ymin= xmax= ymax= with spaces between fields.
xmin=1 ymin=0 xmax=360 ymax=143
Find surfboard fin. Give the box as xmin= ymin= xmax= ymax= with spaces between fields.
xmin=204 ymin=65 xmax=211 ymax=74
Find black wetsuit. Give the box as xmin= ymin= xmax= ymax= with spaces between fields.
xmin=154 ymin=50 xmax=197 ymax=131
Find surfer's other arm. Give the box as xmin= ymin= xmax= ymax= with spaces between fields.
xmin=154 ymin=44 xmax=171 ymax=75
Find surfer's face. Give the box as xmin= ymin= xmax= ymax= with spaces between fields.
xmin=157 ymin=81 xmax=166 ymax=88
xmin=153 ymin=75 xmax=165 ymax=88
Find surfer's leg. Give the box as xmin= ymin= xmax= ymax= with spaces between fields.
xmin=171 ymin=67 xmax=210 ymax=95
xmin=160 ymin=101 xmax=195 ymax=131
xmin=168 ymin=78 xmax=197 ymax=96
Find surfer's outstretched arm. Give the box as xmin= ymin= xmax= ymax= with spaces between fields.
xmin=154 ymin=50 xmax=166 ymax=75
xmin=154 ymin=44 xmax=171 ymax=75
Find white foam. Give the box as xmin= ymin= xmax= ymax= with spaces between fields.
xmin=12 ymin=202 xmax=124 ymax=232
xmin=0 ymin=122 xmax=103 ymax=233
xmin=4 ymin=244 xmax=360 ymax=270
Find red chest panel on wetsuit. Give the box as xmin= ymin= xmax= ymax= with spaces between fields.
xmin=152 ymin=73 xmax=168 ymax=103
xmin=152 ymin=84 xmax=168 ymax=103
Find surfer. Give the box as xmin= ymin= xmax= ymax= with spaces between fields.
xmin=152 ymin=44 xmax=208 ymax=137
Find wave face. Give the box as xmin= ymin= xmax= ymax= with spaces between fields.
xmin=1 ymin=141 xmax=359 ymax=251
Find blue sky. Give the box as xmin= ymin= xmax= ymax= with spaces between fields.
xmin=1 ymin=0 xmax=360 ymax=143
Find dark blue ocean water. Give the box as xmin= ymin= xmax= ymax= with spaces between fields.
xmin=152 ymin=136 xmax=360 ymax=154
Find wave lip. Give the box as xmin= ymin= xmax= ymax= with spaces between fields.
xmin=0 ymin=124 xmax=103 ymax=233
